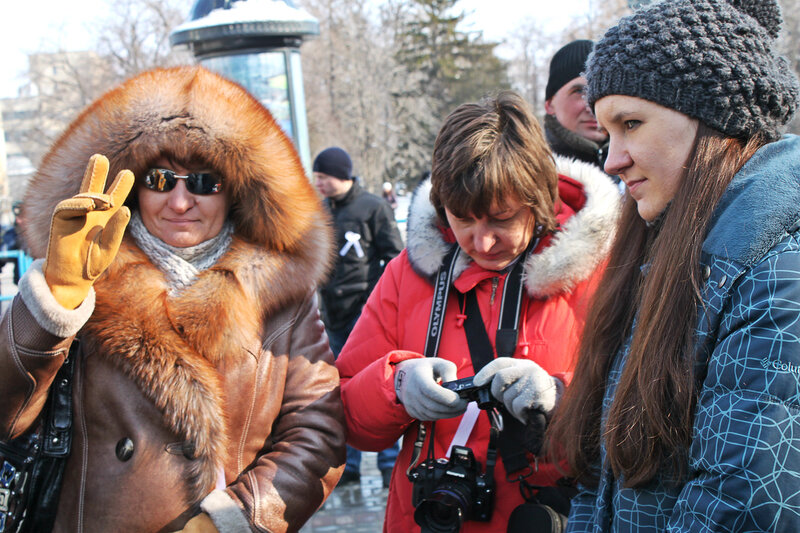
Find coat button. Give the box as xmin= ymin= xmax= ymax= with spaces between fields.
xmin=116 ymin=438 xmax=135 ymax=461
xmin=702 ymin=265 xmax=711 ymax=281
xmin=718 ymin=275 xmax=727 ymax=288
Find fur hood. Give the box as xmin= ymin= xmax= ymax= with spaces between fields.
xmin=18 ymin=66 xmax=336 ymax=504
xmin=406 ymin=156 xmax=620 ymax=298
xmin=22 ymin=66 xmax=332 ymax=292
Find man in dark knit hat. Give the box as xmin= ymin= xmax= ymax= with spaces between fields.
xmin=313 ymin=146 xmax=404 ymax=488
xmin=544 ymin=39 xmax=611 ymax=172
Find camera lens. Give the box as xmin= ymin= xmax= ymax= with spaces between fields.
xmin=414 ymin=484 xmax=473 ymax=533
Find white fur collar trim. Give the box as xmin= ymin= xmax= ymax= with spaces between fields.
xmin=406 ymin=156 xmax=620 ymax=298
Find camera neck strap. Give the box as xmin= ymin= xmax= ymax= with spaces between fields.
xmin=423 ymin=244 xmax=460 ymax=358
xmin=410 ymin=239 xmax=537 ymax=477
xmin=423 ymin=238 xmax=535 ymax=360
xmin=460 ymin=239 xmax=537 ymax=477
xmin=457 ymin=289 xmax=533 ymax=477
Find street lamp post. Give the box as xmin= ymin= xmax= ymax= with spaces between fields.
xmin=170 ymin=0 xmax=319 ymax=171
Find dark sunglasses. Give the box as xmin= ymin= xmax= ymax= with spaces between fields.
xmin=143 ymin=168 xmax=223 ymax=195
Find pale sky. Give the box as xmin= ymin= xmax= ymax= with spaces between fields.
xmin=0 ymin=0 xmax=593 ymax=99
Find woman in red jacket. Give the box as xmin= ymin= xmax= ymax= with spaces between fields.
xmin=335 ymin=91 xmax=619 ymax=533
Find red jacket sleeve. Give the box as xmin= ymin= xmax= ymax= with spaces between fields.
xmin=335 ymin=252 xmax=421 ymax=451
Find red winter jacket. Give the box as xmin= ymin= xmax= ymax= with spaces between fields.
xmin=336 ymin=157 xmax=620 ymax=533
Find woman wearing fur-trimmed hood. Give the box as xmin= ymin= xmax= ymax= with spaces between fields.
xmin=0 ymin=66 xmax=345 ymax=532
xmin=335 ymin=91 xmax=620 ymax=533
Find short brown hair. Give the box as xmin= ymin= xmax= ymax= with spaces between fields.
xmin=430 ymin=91 xmax=559 ymax=235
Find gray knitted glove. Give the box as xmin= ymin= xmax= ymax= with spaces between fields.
xmin=473 ymin=358 xmax=563 ymax=424
xmin=394 ymin=358 xmax=468 ymax=421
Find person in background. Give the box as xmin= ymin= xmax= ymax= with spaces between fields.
xmin=0 ymin=202 xmax=23 ymax=284
xmin=544 ymin=39 xmax=610 ymax=172
xmin=10 ymin=202 xmax=27 ymax=256
xmin=0 ymin=66 xmax=345 ymax=533
xmin=549 ymin=0 xmax=800 ymax=530
xmin=314 ymin=147 xmax=404 ymax=488
xmin=336 ymin=91 xmax=619 ymax=533
xmin=382 ymin=181 xmax=399 ymax=211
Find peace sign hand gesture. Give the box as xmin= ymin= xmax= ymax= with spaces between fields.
xmin=43 ymin=154 xmax=134 ymax=309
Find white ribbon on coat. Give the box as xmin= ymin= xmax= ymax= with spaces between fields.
xmin=340 ymin=231 xmax=365 ymax=258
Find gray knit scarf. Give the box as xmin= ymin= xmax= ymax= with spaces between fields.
xmin=129 ymin=211 xmax=234 ymax=293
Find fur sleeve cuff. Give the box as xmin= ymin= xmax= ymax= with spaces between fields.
xmin=201 ymin=489 xmax=251 ymax=532
xmin=18 ymin=259 xmax=95 ymax=338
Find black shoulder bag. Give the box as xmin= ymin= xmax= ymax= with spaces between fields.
xmin=0 ymin=340 xmax=77 ymax=533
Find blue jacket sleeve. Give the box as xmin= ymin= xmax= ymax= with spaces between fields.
xmin=566 ymin=483 xmax=600 ymax=532
xmin=668 ymin=243 xmax=800 ymax=531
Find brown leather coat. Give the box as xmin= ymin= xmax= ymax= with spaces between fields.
xmin=1 ymin=66 xmax=345 ymax=533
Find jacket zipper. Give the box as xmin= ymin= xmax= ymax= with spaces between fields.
xmin=490 ymin=277 xmax=499 ymax=306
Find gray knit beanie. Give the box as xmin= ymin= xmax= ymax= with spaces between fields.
xmin=585 ymin=0 xmax=799 ymax=141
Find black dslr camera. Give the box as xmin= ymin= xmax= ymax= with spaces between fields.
xmin=408 ymin=376 xmax=501 ymax=533
xmin=440 ymin=376 xmax=500 ymax=410
xmin=409 ymin=445 xmax=494 ymax=533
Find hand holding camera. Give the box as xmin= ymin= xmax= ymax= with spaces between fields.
xmin=473 ymin=358 xmax=562 ymax=424
xmin=394 ymin=358 xmax=468 ymax=421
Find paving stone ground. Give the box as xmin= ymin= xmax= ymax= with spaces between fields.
xmin=300 ymin=452 xmax=389 ymax=533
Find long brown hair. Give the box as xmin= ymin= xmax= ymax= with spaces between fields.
xmin=548 ymin=123 xmax=765 ymax=488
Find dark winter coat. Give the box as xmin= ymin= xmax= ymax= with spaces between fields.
xmin=544 ymin=114 xmax=609 ymax=171
xmin=2 ymin=66 xmax=345 ymax=533
xmin=320 ymin=181 xmax=404 ymax=330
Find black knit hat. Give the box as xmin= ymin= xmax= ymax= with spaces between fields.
xmin=545 ymin=39 xmax=594 ymax=101
xmin=585 ymin=0 xmax=799 ymax=142
xmin=313 ymin=147 xmax=353 ymax=180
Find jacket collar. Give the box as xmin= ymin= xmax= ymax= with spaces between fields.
xmin=85 ymin=231 xmax=329 ymax=501
xmin=327 ymin=180 xmax=361 ymax=209
xmin=545 ymin=114 xmax=609 ymax=168
xmin=406 ymin=155 xmax=621 ymax=298
xmin=704 ymin=135 xmax=800 ymax=266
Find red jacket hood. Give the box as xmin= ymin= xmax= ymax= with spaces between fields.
xmin=408 ymin=156 xmax=621 ymax=298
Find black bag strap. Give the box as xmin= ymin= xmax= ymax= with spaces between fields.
xmin=458 ymin=290 xmax=495 ymax=369
xmin=0 ymin=339 xmax=78 ymax=533
xmin=496 ymin=250 xmax=527 ymax=359
xmin=24 ymin=339 xmax=78 ymax=533
xmin=42 ymin=343 xmax=76 ymax=457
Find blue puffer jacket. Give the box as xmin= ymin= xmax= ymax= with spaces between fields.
xmin=568 ymin=135 xmax=800 ymax=532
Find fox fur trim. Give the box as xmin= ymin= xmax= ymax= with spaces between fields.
xmin=406 ymin=156 xmax=620 ymax=298
xmin=22 ymin=66 xmax=330 ymax=262
xmin=19 ymin=65 xmax=335 ymax=504
xmin=81 ymin=231 xmax=330 ymax=502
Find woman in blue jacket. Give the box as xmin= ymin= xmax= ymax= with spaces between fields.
xmin=549 ymin=0 xmax=800 ymax=531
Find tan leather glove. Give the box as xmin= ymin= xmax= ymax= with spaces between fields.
xmin=43 ymin=154 xmax=134 ymax=309
xmin=173 ymin=513 xmax=219 ymax=533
